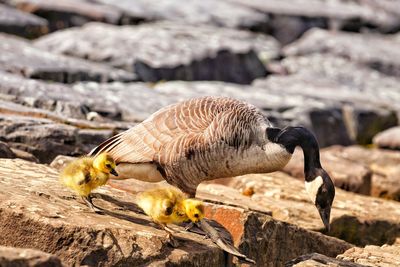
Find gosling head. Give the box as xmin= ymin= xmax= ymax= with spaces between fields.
xmin=305 ymin=168 xmax=335 ymax=231
xmin=183 ymin=199 xmax=204 ymax=223
xmin=93 ymin=153 xmax=118 ymax=176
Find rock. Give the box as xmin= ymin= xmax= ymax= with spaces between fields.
xmin=323 ymin=146 xmax=400 ymax=201
xmin=0 ymin=33 xmax=136 ymax=83
xmin=337 ymin=244 xmax=400 ymax=266
xmin=105 ymin=179 xmax=352 ymax=267
xmin=227 ymin=0 xmax=400 ymax=44
xmin=0 ymin=112 xmax=115 ymax=163
xmin=373 ymin=126 xmax=400 ymax=150
xmin=283 ymin=147 xmax=372 ymax=195
xmin=206 ymin=171 xmax=400 ymax=247
xmin=0 ymin=3 xmax=47 ymax=38
xmin=93 ymin=0 xmax=269 ymax=31
xmin=284 ymin=29 xmax=400 ymax=77
xmin=5 ymin=0 xmax=122 ymax=31
xmin=0 ymin=245 xmax=63 ymax=267
xmin=49 ymin=155 xmax=75 ymax=170
xmin=285 ymin=253 xmax=365 ymax=267
xmin=10 ymin=147 xmax=38 ymax=162
xmin=0 ymin=159 xmax=225 ymax=266
xmin=254 ymin=55 xmax=399 ymax=145
xmin=0 ymin=141 xmax=16 ymax=159
xmin=34 ymin=22 xmax=279 ymax=84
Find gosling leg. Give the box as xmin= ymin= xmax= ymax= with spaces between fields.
xmin=81 ymin=195 xmax=103 ymax=214
xmin=159 ymin=223 xmax=179 ymax=248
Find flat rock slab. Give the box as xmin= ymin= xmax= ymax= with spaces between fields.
xmin=0 ymin=33 xmax=136 ymax=83
xmin=93 ymin=0 xmax=269 ymax=30
xmin=0 ymin=159 xmax=225 ymax=266
xmin=283 ymin=147 xmax=372 ymax=195
xmin=5 ymin=0 xmax=122 ymax=31
xmin=206 ymin=171 xmax=400 ymax=247
xmin=285 ymin=253 xmax=365 ymax=267
xmin=373 ymin=126 xmax=400 ymax=150
xmin=34 ymin=22 xmax=279 ymax=84
xmin=323 ymin=146 xmax=400 ymax=201
xmin=227 ymin=0 xmax=400 ymax=44
xmin=101 ymin=179 xmax=352 ymax=267
xmin=284 ymin=29 xmax=400 ymax=77
xmin=0 ymin=3 xmax=47 ymax=38
xmin=0 ymin=245 xmax=63 ymax=267
xmin=337 ymin=244 xmax=400 ymax=267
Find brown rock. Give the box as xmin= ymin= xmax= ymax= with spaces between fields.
xmin=49 ymin=155 xmax=76 ymax=170
xmin=205 ymin=172 xmax=400 ymax=247
xmin=0 ymin=159 xmax=225 ymax=266
xmin=108 ymin=179 xmax=351 ymax=267
xmin=283 ymin=147 xmax=372 ymax=195
xmin=0 ymin=3 xmax=47 ymax=38
xmin=285 ymin=253 xmax=365 ymax=267
xmin=337 ymin=244 xmax=400 ymax=266
xmin=10 ymin=147 xmax=38 ymax=163
xmin=373 ymin=126 xmax=400 ymax=150
xmin=325 ymin=146 xmax=400 ymax=201
xmin=0 ymin=245 xmax=63 ymax=267
xmin=0 ymin=33 xmax=136 ymax=83
xmin=0 ymin=141 xmax=16 ymax=159
xmin=34 ymin=22 xmax=279 ymax=84
xmin=7 ymin=0 xmax=122 ymax=31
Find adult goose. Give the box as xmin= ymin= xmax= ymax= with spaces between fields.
xmin=90 ymin=96 xmax=335 ymax=230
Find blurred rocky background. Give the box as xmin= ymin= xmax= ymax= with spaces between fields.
xmin=0 ymin=0 xmax=399 ymax=266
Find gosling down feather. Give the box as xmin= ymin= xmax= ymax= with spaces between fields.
xmin=60 ymin=152 xmax=118 ymax=212
xmin=90 ymin=96 xmax=335 ymax=230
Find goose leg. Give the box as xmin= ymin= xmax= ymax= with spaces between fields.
xmin=82 ymin=195 xmax=103 ymax=214
xmin=159 ymin=223 xmax=179 ymax=248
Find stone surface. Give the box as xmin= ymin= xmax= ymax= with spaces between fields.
xmin=34 ymin=22 xmax=279 ymax=84
xmin=283 ymin=148 xmax=372 ymax=195
xmin=205 ymin=172 xmax=400 ymax=247
xmin=0 ymin=245 xmax=63 ymax=267
xmin=337 ymin=244 xmax=400 ymax=267
xmin=93 ymin=0 xmax=269 ymax=31
xmin=0 ymin=159 xmax=226 ymax=266
xmin=106 ymin=179 xmax=352 ymax=267
xmin=0 ymin=3 xmax=47 ymax=38
xmin=285 ymin=253 xmax=365 ymax=267
xmin=0 ymin=33 xmax=136 ymax=83
xmin=323 ymin=146 xmax=400 ymax=201
xmin=5 ymin=0 xmax=121 ymax=31
xmin=284 ymin=29 xmax=400 ymax=77
xmin=0 ymin=141 xmax=16 ymax=159
xmin=373 ymin=126 xmax=400 ymax=150
xmin=227 ymin=0 xmax=400 ymax=44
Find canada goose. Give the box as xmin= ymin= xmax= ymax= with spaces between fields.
xmin=60 ymin=152 xmax=118 ymax=213
xmin=90 ymin=96 xmax=335 ymax=230
xmin=136 ymin=187 xmax=204 ymax=246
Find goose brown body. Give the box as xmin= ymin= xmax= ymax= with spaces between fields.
xmin=90 ymin=97 xmax=292 ymax=196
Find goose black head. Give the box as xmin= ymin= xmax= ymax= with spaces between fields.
xmin=267 ymin=126 xmax=335 ymax=231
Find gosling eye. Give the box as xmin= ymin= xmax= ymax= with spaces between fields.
xmin=194 ymin=213 xmax=199 ymax=218
xmin=165 ymin=206 xmax=173 ymax=215
xmin=106 ymin=163 xmax=112 ymax=169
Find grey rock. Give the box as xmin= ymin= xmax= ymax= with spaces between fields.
xmin=0 ymin=3 xmax=48 ymax=38
xmin=0 ymin=33 xmax=136 ymax=83
xmin=337 ymin=244 xmax=400 ymax=267
xmin=0 ymin=141 xmax=15 ymax=159
xmin=34 ymin=22 xmax=279 ymax=84
xmin=0 ymin=245 xmax=63 ymax=267
xmin=93 ymin=0 xmax=269 ymax=30
xmin=0 ymin=112 xmax=114 ymax=163
xmin=227 ymin=0 xmax=400 ymax=44
xmin=285 ymin=253 xmax=365 ymax=267
xmin=284 ymin=29 xmax=400 ymax=77
xmin=373 ymin=126 xmax=400 ymax=150
xmin=4 ymin=0 xmax=122 ymax=31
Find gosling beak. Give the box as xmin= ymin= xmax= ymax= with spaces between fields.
xmin=317 ymin=205 xmax=331 ymax=232
xmin=110 ymin=169 xmax=118 ymax=176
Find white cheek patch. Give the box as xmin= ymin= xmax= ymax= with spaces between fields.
xmin=305 ymin=176 xmax=323 ymax=204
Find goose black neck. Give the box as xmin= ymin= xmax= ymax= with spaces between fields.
xmin=267 ymin=126 xmax=322 ymax=181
